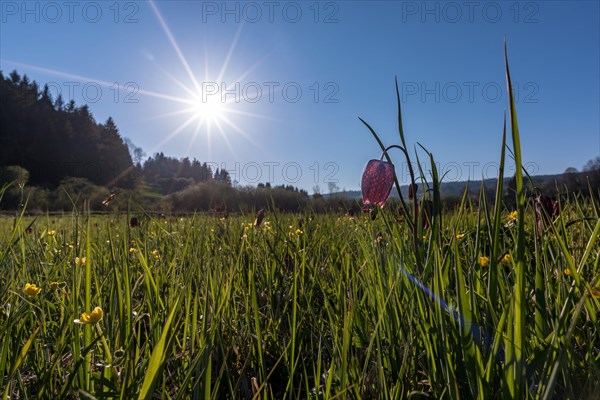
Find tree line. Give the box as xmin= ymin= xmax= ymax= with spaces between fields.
xmin=0 ymin=71 xmax=327 ymax=213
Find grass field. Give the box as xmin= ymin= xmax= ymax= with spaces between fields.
xmin=1 ymin=50 xmax=599 ymax=400
xmin=1 ymin=196 xmax=599 ymax=399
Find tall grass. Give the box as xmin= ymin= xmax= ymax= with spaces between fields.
xmin=1 ymin=51 xmax=599 ymax=399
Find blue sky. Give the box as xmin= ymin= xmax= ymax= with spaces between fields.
xmin=1 ymin=1 xmax=598 ymax=192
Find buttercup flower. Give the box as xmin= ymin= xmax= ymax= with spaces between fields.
xmin=24 ymin=283 xmax=42 ymax=297
xmin=47 ymin=230 xmax=57 ymax=236
xmin=455 ymin=233 xmax=465 ymax=239
xmin=500 ymin=253 xmax=512 ymax=264
xmin=361 ymin=159 xmax=395 ymax=208
xmin=564 ymin=268 xmax=572 ymax=276
xmin=508 ymin=211 xmax=518 ymax=221
xmin=50 ymin=281 xmax=66 ymax=290
xmin=479 ymin=256 xmax=490 ymax=267
xmin=75 ymin=257 xmax=86 ymax=267
xmin=74 ymin=306 xmax=104 ymax=325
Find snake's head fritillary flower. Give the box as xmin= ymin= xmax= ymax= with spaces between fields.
xmin=534 ymin=192 xmax=561 ymax=233
xmin=535 ymin=194 xmax=560 ymax=218
xmin=408 ymin=183 xmax=418 ymax=200
xmin=361 ymin=159 xmax=395 ymax=208
xmin=254 ymin=209 xmax=266 ymax=227
xmin=421 ymin=200 xmax=434 ymax=229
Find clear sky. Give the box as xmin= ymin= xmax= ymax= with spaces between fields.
xmin=1 ymin=1 xmax=599 ymax=192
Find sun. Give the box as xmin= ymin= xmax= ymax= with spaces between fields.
xmin=140 ymin=1 xmax=269 ymax=158
xmin=191 ymin=93 xmax=226 ymax=123
xmin=6 ymin=0 xmax=265 ymax=163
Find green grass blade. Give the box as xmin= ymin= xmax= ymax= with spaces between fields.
xmin=137 ymin=296 xmax=181 ymax=400
xmin=2 ymin=325 xmax=40 ymax=400
xmin=504 ymin=39 xmax=527 ymax=399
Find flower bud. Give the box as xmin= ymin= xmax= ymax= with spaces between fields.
xmin=361 ymin=159 xmax=395 ymax=208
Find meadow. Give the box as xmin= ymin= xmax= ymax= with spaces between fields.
xmin=1 ymin=51 xmax=599 ymax=400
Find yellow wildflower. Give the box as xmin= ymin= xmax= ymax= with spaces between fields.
xmin=129 ymin=247 xmax=136 ymax=254
xmin=75 ymin=257 xmax=87 ymax=266
xmin=500 ymin=253 xmax=512 ymax=264
xmin=75 ymin=306 xmax=104 ymax=325
xmin=24 ymin=283 xmax=42 ymax=297
xmin=50 ymin=282 xmax=67 ymax=290
xmin=508 ymin=211 xmax=518 ymax=220
xmin=479 ymin=256 xmax=490 ymax=267
xmin=564 ymin=268 xmax=572 ymax=276
xmin=455 ymin=233 xmax=465 ymax=239
xmin=47 ymin=230 xmax=57 ymax=236
xmin=295 ymin=229 xmax=303 ymax=236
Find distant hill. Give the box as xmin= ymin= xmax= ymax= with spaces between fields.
xmin=324 ymin=172 xmax=591 ymax=200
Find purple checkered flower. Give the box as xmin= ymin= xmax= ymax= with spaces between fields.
xmin=534 ymin=192 xmax=561 ymax=233
xmin=361 ymin=159 xmax=395 ymax=208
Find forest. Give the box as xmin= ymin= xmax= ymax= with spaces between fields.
xmin=0 ymin=71 xmax=316 ymax=213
